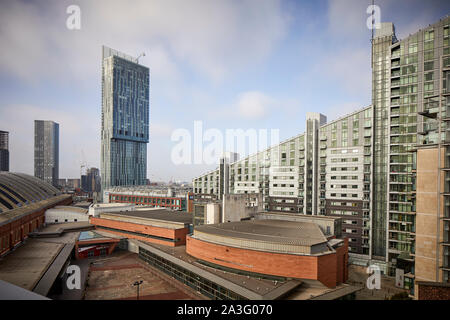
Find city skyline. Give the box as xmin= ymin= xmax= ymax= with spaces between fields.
xmin=0 ymin=0 xmax=449 ymax=182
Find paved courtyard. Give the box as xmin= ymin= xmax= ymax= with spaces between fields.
xmin=83 ymin=251 xmax=201 ymax=300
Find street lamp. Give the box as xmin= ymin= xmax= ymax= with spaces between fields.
xmin=133 ymin=280 xmax=143 ymax=300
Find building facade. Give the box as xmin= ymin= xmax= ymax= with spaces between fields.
xmin=0 ymin=172 xmax=72 ymax=257
xmin=90 ymin=209 xmax=192 ymax=247
xmin=193 ymin=16 xmax=450 ymax=294
xmin=104 ymin=185 xmax=194 ymax=212
xmin=81 ymin=167 xmax=101 ymax=193
xmin=194 ymin=108 xmax=373 ymax=258
xmin=101 ymin=46 xmax=149 ymax=191
xmin=34 ymin=120 xmax=59 ymax=187
xmin=0 ymin=131 xmax=9 ymax=172
xmin=186 ymin=219 xmax=348 ymax=288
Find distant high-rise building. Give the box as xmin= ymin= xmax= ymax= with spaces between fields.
xmin=101 ymin=46 xmax=149 ymax=191
xmin=34 ymin=120 xmax=59 ymax=187
xmin=67 ymin=178 xmax=80 ymax=189
xmin=81 ymin=167 xmax=101 ymax=193
xmin=0 ymin=131 xmax=9 ymax=172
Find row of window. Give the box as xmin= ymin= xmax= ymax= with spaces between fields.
xmin=330 ymin=193 xmax=359 ymax=198
xmin=110 ymin=195 xmax=182 ymax=206
xmin=139 ymin=248 xmax=244 ymax=300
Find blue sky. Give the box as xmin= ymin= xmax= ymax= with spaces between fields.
xmin=0 ymin=0 xmax=449 ymax=182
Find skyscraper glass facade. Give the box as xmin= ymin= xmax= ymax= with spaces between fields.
xmin=0 ymin=131 xmax=9 ymax=172
xmin=101 ymin=46 xmax=149 ymax=191
xmin=34 ymin=120 xmax=59 ymax=187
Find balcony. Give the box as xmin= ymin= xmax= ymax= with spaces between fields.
xmin=391 ymin=71 xmax=400 ymax=78
xmin=418 ymin=109 xmax=438 ymax=119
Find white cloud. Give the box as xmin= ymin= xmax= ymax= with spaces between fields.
xmin=208 ymin=90 xmax=300 ymax=121
xmin=236 ymin=91 xmax=273 ymax=119
xmin=0 ymin=0 xmax=288 ymax=84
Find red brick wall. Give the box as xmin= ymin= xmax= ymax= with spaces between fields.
xmin=90 ymin=217 xmax=188 ymax=246
xmin=417 ymin=284 xmax=450 ymax=300
xmin=186 ymin=236 xmax=347 ymax=288
xmin=335 ymin=238 xmax=349 ymax=284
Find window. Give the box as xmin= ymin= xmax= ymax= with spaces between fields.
xmin=424 ymin=61 xmax=434 ymax=71
xmin=424 ymin=29 xmax=434 ymax=41
xmin=408 ymin=43 xmax=418 ymax=54
xmin=424 ymin=82 xmax=434 ymax=92
xmin=424 ymin=72 xmax=434 ymax=81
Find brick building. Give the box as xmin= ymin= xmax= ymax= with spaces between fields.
xmin=416 ymin=281 xmax=450 ymax=300
xmin=186 ymin=219 xmax=348 ymax=288
xmin=0 ymin=172 xmax=72 ymax=256
xmin=90 ymin=209 xmax=193 ymax=247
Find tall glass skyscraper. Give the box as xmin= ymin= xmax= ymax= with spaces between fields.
xmin=0 ymin=130 xmax=9 ymax=172
xmin=101 ymin=46 xmax=150 ymax=191
xmin=34 ymin=120 xmax=59 ymax=187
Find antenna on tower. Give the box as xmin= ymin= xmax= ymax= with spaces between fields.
xmin=136 ymin=52 xmax=146 ymax=63
xmin=370 ymin=0 xmax=375 ymax=67
xmin=371 ymin=0 xmax=374 ymax=42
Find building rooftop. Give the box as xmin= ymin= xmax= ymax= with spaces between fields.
xmin=99 ymin=209 xmax=193 ymax=227
xmin=0 ymin=194 xmax=72 ymax=227
xmin=0 ymin=222 xmax=94 ymax=296
xmin=48 ymin=205 xmax=88 ymax=214
xmin=90 ymin=202 xmax=135 ymax=208
xmin=0 ymin=280 xmax=49 ymax=300
xmin=194 ymin=219 xmax=327 ymax=246
xmin=0 ymin=172 xmax=62 ymax=213
xmin=104 ymin=185 xmax=192 ymax=197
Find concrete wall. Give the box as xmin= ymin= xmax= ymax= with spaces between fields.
xmin=206 ymin=203 xmax=221 ymax=224
xmin=45 ymin=209 xmax=89 ymax=224
xmin=221 ymin=193 xmax=263 ymax=223
xmin=88 ymin=203 xmax=135 ymax=217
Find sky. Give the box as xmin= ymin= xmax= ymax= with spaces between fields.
xmin=0 ymin=0 xmax=449 ymax=182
